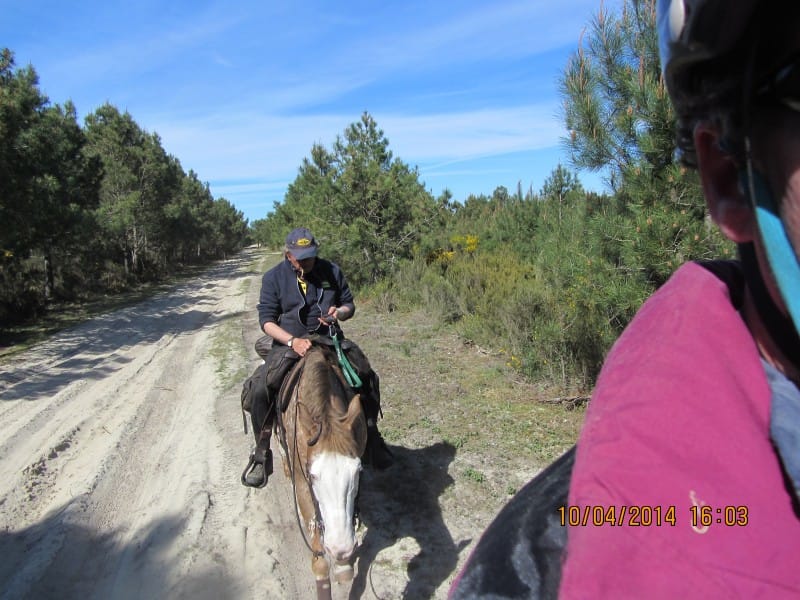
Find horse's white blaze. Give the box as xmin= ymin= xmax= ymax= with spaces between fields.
xmin=309 ymin=451 xmax=361 ymax=560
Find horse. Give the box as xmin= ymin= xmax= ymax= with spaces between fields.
xmin=275 ymin=344 xmax=368 ymax=600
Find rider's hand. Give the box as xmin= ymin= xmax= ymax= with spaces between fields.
xmin=319 ymin=308 xmax=338 ymax=325
xmin=292 ymin=337 xmax=313 ymax=357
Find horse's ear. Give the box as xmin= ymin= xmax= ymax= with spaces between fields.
xmin=346 ymin=394 xmax=363 ymax=422
xmin=346 ymin=394 xmax=368 ymax=451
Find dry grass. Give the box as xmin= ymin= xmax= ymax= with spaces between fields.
xmin=350 ymin=302 xmax=584 ymax=467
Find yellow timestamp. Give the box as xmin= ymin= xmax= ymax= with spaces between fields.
xmin=689 ymin=505 xmax=749 ymax=528
xmin=559 ymin=504 xmax=677 ymax=527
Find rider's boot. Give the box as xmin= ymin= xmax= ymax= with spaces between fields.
xmin=242 ymin=408 xmax=273 ymax=488
xmin=242 ymin=380 xmax=275 ymax=488
xmin=242 ymin=442 xmax=273 ymax=488
xmin=365 ymin=419 xmax=393 ymax=470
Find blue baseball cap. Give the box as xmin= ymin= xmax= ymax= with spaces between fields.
xmin=285 ymin=227 xmax=318 ymax=260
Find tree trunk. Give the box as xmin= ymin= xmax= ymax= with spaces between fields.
xmin=43 ymin=249 xmax=54 ymax=301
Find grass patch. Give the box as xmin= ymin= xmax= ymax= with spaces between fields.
xmin=462 ymin=467 xmax=486 ymax=484
xmin=207 ymin=251 xmax=271 ymax=390
xmin=209 ymin=309 xmax=250 ymax=389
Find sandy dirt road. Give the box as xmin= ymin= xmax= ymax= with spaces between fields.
xmin=0 ymin=250 xmax=338 ymax=599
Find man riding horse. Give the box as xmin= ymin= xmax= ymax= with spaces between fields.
xmin=241 ymin=227 xmax=393 ymax=488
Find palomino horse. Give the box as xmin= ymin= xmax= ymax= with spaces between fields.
xmin=275 ymin=345 xmax=368 ymax=600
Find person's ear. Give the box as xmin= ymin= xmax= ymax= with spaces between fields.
xmin=694 ymin=123 xmax=755 ymax=243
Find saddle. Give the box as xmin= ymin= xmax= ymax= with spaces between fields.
xmin=276 ymin=350 xmax=308 ymax=413
xmin=264 ymin=335 xmax=373 ymax=411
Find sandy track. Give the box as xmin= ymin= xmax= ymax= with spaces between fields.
xmin=0 ymin=250 xmax=323 ymax=599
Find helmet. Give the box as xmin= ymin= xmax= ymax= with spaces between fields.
xmin=656 ymin=0 xmax=760 ymax=164
xmin=658 ymin=0 xmax=800 ymax=349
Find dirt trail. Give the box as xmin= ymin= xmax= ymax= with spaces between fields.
xmin=0 ymin=248 xmax=582 ymax=599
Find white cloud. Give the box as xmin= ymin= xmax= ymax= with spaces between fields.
xmin=150 ymin=103 xmax=564 ymax=188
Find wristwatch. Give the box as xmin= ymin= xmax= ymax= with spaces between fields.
xmin=287 ymin=337 xmax=295 ymax=348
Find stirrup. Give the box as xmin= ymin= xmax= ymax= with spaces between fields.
xmin=241 ymin=448 xmax=271 ymax=488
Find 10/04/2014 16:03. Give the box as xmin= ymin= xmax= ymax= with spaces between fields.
xmin=558 ymin=504 xmax=751 ymax=528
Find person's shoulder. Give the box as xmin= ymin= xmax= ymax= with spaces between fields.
xmin=263 ymin=258 xmax=290 ymax=282
xmin=315 ymin=257 xmax=343 ymax=276
xmin=266 ymin=258 xmax=290 ymax=274
xmin=631 ymin=260 xmax=741 ymax=330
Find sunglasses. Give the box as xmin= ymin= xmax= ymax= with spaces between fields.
xmin=755 ymin=52 xmax=800 ymax=112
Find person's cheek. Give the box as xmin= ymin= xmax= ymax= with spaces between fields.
xmin=779 ymin=170 xmax=800 ymax=258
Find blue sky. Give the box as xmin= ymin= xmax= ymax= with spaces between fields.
xmin=2 ymin=0 xmax=615 ymax=224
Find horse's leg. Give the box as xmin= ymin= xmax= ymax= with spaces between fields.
xmin=314 ymin=577 xmax=332 ymax=600
xmin=294 ymin=467 xmax=331 ymax=599
xmin=312 ymin=548 xmax=332 ymax=600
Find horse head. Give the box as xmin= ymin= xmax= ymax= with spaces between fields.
xmin=308 ymin=393 xmax=367 ymax=562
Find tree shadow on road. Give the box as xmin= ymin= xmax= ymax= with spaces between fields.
xmin=351 ymin=441 xmax=470 ymax=599
xmin=0 ymin=250 xmax=257 ymax=402
xmin=0 ymin=499 xmax=240 ymax=599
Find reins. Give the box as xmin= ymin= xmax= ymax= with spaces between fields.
xmin=277 ymin=356 xmax=326 ymax=559
xmin=329 ymin=331 xmax=362 ymax=389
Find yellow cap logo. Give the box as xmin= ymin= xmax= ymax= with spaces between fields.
xmin=296 ymin=238 xmax=312 ymax=247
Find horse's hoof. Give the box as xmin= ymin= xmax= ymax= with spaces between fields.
xmin=333 ymin=563 xmax=354 ymax=583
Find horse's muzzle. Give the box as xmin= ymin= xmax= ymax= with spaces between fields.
xmin=327 ymin=541 xmax=356 ymax=563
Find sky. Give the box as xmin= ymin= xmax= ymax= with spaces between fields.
xmin=2 ymin=0 xmax=617 ymax=224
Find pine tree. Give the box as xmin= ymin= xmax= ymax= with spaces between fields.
xmin=268 ymin=112 xmax=439 ymax=286
xmin=559 ymin=0 xmax=732 ymax=288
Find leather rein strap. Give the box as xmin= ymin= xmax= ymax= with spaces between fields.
xmin=276 ymin=356 xmax=325 ymax=559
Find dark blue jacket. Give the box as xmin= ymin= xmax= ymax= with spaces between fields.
xmin=257 ymin=257 xmax=355 ymax=341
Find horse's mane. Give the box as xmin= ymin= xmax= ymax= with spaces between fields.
xmin=299 ymin=347 xmax=361 ymax=457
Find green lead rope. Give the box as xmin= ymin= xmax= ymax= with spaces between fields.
xmin=330 ymin=331 xmax=362 ymax=389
